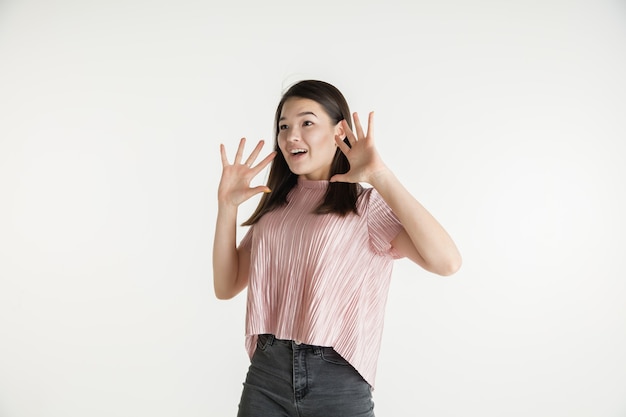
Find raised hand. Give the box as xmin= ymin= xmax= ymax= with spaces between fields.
xmin=218 ymin=138 xmax=276 ymax=207
xmin=330 ymin=112 xmax=388 ymax=185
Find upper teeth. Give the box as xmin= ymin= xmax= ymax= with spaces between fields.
xmin=291 ymin=149 xmax=307 ymax=154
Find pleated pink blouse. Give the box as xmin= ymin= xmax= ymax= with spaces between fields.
xmin=238 ymin=178 xmax=404 ymax=387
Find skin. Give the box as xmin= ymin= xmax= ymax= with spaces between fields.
xmin=213 ymin=100 xmax=462 ymax=300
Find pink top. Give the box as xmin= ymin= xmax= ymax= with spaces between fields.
xmin=239 ymin=178 xmax=404 ymax=387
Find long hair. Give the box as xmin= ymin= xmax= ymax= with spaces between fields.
xmin=242 ymin=80 xmax=362 ymax=226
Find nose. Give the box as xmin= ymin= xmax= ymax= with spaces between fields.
xmin=285 ymin=126 xmax=300 ymax=142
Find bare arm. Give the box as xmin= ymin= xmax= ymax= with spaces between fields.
xmin=331 ymin=112 xmax=461 ymax=276
xmin=212 ymin=139 xmax=276 ymax=299
xmin=212 ymin=203 xmax=252 ymax=299
xmin=370 ymin=169 xmax=461 ymax=275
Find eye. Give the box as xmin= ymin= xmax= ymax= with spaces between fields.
xmin=303 ymin=121 xmax=313 ymax=127
xmin=279 ymin=124 xmax=288 ymax=130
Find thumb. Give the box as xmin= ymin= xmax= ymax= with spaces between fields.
xmin=249 ymin=185 xmax=272 ymax=195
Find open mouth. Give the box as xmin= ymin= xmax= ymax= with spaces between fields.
xmin=289 ymin=149 xmax=308 ymax=157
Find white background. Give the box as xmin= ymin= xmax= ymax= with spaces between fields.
xmin=1 ymin=1 xmax=625 ymax=416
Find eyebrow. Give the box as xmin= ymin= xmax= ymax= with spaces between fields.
xmin=278 ymin=111 xmax=318 ymax=121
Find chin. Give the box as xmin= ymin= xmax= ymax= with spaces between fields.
xmin=286 ymin=164 xmax=306 ymax=176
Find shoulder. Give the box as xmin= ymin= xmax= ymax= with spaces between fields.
xmin=357 ymin=185 xmax=373 ymax=202
xmin=358 ymin=185 xmax=402 ymax=230
xmin=357 ymin=186 xmax=386 ymax=212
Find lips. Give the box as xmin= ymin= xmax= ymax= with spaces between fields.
xmin=285 ymin=148 xmax=308 ymax=162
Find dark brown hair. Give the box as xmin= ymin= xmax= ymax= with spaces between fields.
xmin=242 ymin=80 xmax=362 ymax=226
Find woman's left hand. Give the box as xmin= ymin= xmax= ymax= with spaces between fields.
xmin=330 ymin=111 xmax=389 ymax=184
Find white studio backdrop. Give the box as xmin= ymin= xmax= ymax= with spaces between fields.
xmin=1 ymin=0 xmax=625 ymax=416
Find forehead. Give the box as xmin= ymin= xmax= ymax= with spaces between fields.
xmin=280 ymin=97 xmax=327 ymax=119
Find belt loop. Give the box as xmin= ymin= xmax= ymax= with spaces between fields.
xmin=268 ymin=334 xmax=275 ymax=346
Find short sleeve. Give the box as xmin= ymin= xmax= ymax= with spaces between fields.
xmin=364 ymin=188 xmax=404 ymax=258
xmin=238 ymin=226 xmax=253 ymax=251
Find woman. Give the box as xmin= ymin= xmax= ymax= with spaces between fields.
xmin=213 ymin=80 xmax=461 ymax=416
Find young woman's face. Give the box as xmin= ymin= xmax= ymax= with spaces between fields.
xmin=277 ymin=97 xmax=343 ymax=181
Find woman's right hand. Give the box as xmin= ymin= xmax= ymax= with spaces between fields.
xmin=218 ymin=138 xmax=276 ymax=207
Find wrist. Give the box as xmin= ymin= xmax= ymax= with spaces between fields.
xmin=367 ymin=166 xmax=395 ymax=189
xmin=217 ymin=200 xmax=240 ymax=214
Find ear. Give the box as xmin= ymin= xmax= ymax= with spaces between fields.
xmin=334 ymin=121 xmax=346 ymax=144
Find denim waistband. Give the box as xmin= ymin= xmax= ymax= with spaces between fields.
xmin=258 ymin=334 xmax=326 ymax=350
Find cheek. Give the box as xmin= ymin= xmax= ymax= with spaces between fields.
xmin=276 ymin=136 xmax=286 ymax=152
xmin=324 ymin=133 xmax=338 ymax=152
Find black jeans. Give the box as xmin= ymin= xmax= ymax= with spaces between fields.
xmin=237 ymin=334 xmax=375 ymax=417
